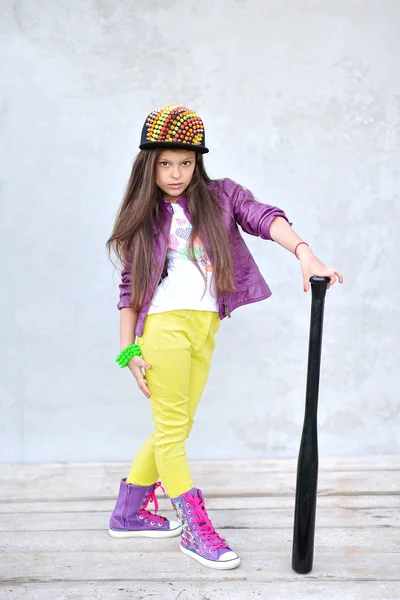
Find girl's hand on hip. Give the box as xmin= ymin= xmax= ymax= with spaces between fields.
xmin=128 ymin=356 xmax=152 ymax=399
xmin=297 ymin=246 xmax=344 ymax=292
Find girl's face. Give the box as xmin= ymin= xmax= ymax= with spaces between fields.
xmin=156 ymin=149 xmax=196 ymax=202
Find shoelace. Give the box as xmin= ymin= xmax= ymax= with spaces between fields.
xmin=138 ymin=481 xmax=166 ymax=526
xmin=184 ymin=491 xmax=228 ymax=552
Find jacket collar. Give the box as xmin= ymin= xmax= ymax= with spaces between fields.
xmin=158 ymin=195 xmax=188 ymax=212
xmin=153 ymin=195 xmax=189 ymax=234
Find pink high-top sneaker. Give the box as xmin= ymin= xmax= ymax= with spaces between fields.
xmin=171 ymin=487 xmax=240 ymax=570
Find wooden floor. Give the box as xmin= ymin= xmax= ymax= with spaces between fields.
xmin=0 ymin=457 xmax=399 ymax=600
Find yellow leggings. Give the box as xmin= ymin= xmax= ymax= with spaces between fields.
xmin=126 ymin=310 xmax=220 ymax=498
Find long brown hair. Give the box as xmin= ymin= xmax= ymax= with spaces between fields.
xmin=106 ymin=149 xmax=237 ymax=311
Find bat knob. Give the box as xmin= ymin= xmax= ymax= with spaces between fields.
xmin=309 ymin=276 xmax=331 ymax=285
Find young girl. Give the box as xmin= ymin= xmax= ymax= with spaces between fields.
xmin=106 ymin=105 xmax=343 ymax=571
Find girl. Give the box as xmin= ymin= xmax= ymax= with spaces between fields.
xmin=106 ymin=105 xmax=343 ymax=571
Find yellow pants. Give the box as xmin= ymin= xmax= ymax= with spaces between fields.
xmin=126 ymin=310 xmax=220 ymax=498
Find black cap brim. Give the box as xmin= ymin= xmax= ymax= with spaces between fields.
xmin=139 ymin=141 xmax=209 ymax=154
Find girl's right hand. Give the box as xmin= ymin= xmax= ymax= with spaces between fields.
xmin=128 ymin=356 xmax=152 ymax=399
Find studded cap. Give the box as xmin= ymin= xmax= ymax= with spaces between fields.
xmin=139 ymin=104 xmax=209 ymax=154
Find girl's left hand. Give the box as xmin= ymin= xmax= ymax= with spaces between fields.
xmin=297 ymin=247 xmax=344 ymax=292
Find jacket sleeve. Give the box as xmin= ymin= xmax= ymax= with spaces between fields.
xmin=116 ymin=257 xmax=132 ymax=310
xmin=220 ymin=178 xmax=292 ymax=241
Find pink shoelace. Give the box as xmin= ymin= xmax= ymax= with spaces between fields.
xmin=138 ymin=481 xmax=166 ymax=526
xmin=184 ymin=491 xmax=228 ymax=552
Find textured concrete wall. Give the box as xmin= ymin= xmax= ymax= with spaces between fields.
xmin=1 ymin=0 xmax=399 ymax=462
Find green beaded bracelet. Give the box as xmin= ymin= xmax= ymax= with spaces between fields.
xmin=115 ymin=343 xmax=142 ymax=368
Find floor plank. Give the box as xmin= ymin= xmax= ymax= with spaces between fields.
xmin=1 ymin=527 xmax=400 ymax=554
xmin=2 ymin=462 xmax=400 ymax=501
xmin=1 ymin=550 xmax=399 ymax=582
xmin=1 ymin=581 xmax=400 ymax=600
xmin=1 ymin=495 xmax=399 ymax=514
xmin=0 ymin=506 xmax=399 ymax=532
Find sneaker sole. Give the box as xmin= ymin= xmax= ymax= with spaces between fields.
xmin=108 ymin=525 xmax=182 ymax=539
xmin=180 ymin=544 xmax=241 ymax=570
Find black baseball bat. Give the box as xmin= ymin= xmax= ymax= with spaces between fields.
xmin=292 ymin=275 xmax=330 ymax=574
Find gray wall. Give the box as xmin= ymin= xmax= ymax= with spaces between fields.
xmin=1 ymin=0 xmax=399 ymax=462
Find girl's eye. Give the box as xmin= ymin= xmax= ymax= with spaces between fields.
xmin=182 ymin=161 xmax=191 ymax=166
xmin=160 ymin=162 xmax=169 ymax=167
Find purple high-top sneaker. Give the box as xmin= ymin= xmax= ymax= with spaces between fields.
xmin=109 ymin=479 xmax=181 ymax=538
xmin=171 ymin=487 xmax=240 ymax=570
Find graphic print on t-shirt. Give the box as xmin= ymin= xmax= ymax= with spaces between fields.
xmin=169 ymin=213 xmax=213 ymax=273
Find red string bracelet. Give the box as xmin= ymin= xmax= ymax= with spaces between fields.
xmin=294 ymin=242 xmax=309 ymax=259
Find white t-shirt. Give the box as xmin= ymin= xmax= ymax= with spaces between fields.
xmin=147 ymin=203 xmax=218 ymax=314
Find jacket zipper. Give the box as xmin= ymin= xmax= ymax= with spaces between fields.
xmin=137 ymin=211 xmax=173 ymax=335
xmin=154 ymin=242 xmax=168 ymax=295
xmin=223 ymin=298 xmax=231 ymax=318
xmin=148 ymin=215 xmax=171 ymax=305
xmin=122 ymin=486 xmax=131 ymax=527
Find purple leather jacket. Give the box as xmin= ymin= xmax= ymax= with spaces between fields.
xmin=117 ymin=178 xmax=292 ymax=337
